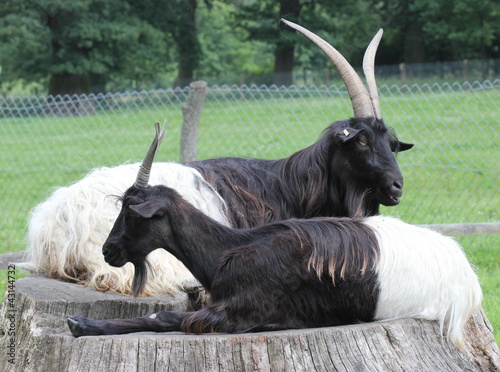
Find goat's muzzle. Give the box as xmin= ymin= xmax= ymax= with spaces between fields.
xmin=102 ymin=243 xmax=128 ymax=267
xmin=379 ymin=181 xmax=403 ymax=206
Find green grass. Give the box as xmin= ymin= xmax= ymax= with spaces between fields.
xmin=452 ymin=235 xmax=500 ymax=344
xmin=0 ymin=87 xmax=498 ymax=344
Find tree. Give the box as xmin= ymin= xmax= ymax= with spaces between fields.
xmin=415 ymin=0 xmax=500 ymax=62
xmin=365 ymin=0 xmax=500 ymax=66
xmin=128 ymin=0 xmax=213 ymax=88
xmin=363 ymin=0 xmax=426 ymax=65
xmin=196 ymin=1 xmax=273 ymax=85
xmin=228 ymin=0 xmax=379 ymax=86
xmin=229 ymin=0 xmax=299 ymax=86
xmin=0 ymin=0 xmax=167 ymax=95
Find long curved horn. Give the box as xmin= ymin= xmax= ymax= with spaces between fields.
xmin=281 ymin=19 xmax=374 ymax=118
xmin=134 ymin=121 xmax=166 ymax=188
xmin=363 ymin=29 xmax=384 ymax=120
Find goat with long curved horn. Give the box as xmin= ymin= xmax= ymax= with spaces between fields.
xmin=134 ymin=121 xmax=166 ymax=188
xmin=24 ymin=23 xmax=414 ymax=299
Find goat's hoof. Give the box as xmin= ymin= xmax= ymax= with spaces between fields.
xmin=67 ymin=316 xmax=102 ymax=337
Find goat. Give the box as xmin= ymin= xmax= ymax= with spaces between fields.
xmin=67 ymin=123 xmax=481 ymax=350
xmin=23 ymin=20 xmax=413 ymax=296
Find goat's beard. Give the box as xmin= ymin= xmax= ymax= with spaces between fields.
xmin=131 ymin=258 xmax=150 ymax=297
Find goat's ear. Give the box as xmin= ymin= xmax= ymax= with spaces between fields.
xmin=129 ymin=201 xmax=164 ymax=218
xmin=397 ymin=141 xmax=414 ymax=152
xmin=334 ymin=127 xmax=363 ymax=143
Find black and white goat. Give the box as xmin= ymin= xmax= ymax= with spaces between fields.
xmin=23 ymin=20 xmax=412 ymax=296
xmin=67 ymin=123 xmax=481 ymax=350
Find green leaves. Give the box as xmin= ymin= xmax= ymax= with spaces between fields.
xmin=1 ymin=0 xmax=498 ymax=94
xmin=0 ymin=0 xmax=167 ymax=94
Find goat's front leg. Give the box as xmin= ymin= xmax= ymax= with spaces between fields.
xmin=67 ymin=311 xmax=190 ymax=337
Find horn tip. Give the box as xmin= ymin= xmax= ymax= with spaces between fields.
xmin=153 ymin=121 xmax=166 ymax=144
xmin=280 ymin=18 xmax=297 ymax=29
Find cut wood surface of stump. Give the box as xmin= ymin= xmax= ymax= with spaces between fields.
xmin=1 ymin=276 xmax=499 ymax=372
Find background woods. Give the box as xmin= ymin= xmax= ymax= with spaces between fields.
xmin=1 ymin=0 xmax=499 ymax=95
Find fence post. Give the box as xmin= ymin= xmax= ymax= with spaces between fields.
xmin=399 ymin=63 xmax=407 ymax=93
xmin=324 ymin=68 xmax=330 ymax=95
xmin=180 ymin=81 xmax=208 ymax=162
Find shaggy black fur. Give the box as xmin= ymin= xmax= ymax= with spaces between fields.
xmin=69 ymin=185 xmax=380 ymax=336
xmin=189 ymin=118 xmax=412 ymax=227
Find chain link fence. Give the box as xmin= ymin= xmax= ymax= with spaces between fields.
xmin=1 ymin=80 xmax=499 ymax=252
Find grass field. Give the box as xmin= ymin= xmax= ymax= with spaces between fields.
xmin=0 ymin=85 xmax=498 ymax=343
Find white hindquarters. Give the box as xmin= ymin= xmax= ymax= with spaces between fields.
xmin=366 ymin=215 xmax=482 ymax=349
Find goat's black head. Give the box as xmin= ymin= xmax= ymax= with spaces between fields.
xmin=282 ymin=20 xmax=413 ymax=213
xmin=326 ymin=117 xmax=412 ymax=209
xmin=102 ymin=122 xmax=168 ymax=296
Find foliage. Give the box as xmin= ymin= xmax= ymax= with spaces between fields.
xmin=0 ymin=0 xmax=499 ymax=95
xmin=0 ymin=0 xmax=168 ymax=94
xmin=414 ymin=0 xmax=500 ymax=60
xmin=367 ymin=0 xmax=500 ymax=64
xmin=127 ymin=0 xmax=208 ymax=87
xmin=197 ymin=1 xmax=274 ymax=82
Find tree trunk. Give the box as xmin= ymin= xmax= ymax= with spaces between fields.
xmin=173 ymin=0 xmax=199 ymax=89
xmin=48 ymin=74 xmax=91 ymax=96
xmin=1 ymin=276 xmax=498 ymax=372
xmin=180 ymin=81 xmax=208 ymax=162
xmin=403 ymin=22 xmax=425 ymax=65
xmin=273 ymin=0 xmax=301 ymax=87
xmin=273 ymin=42 xmax=295 ymax=87
xmin=46 ymin=74 xmax=95 ymax=117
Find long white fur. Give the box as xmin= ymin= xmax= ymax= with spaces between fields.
xmin=365 ymin=215 xmax=482 ymax=349
xmin=21 ymin=162 xmax=230 ymax=296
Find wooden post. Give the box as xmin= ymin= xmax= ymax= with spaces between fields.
xmin=399 ymin=63 xmax=407 ymax=93
xmin=419 ymin=222 xmax=500 ymax=236
xmin=463 ymin=59 xmax=471 ymax=91
xmin=180 ymin=81 xmax=208 ymax=163
xmin=463 ymin=59 xmax=469 ymax=82
xmin=324 ymin=68 xmax=330 ymax=87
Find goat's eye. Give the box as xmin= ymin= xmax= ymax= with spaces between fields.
xmin=358 ymin=139 xmax=368 ymax=146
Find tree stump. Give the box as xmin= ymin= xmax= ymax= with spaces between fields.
xmin=1 ymin=276 xmax=498 ymax=372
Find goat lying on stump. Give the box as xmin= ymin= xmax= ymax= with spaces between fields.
xmin=68 ymin=123 xmax=481 ymax=350
xmin=25 ymin=20 xmax=412 ymax=296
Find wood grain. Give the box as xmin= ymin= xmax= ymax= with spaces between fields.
xmin=1 ymin=276 xmax=498 ymax=372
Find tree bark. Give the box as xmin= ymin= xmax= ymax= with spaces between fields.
xmin=273 ymin=0 xmax=301 ymax=86
xmin=48 ymin=74 xmax=92 ymax=96
xmin=273 ymin=42 xmax=295 ymax=87
xmin=180 ymin=81 xmax=208 ymax=163
xmin=173 ymin=0 xmax=199 ymax=89
xmin=1 ymin=276 xmax=498 ymax=372
xmin=45 ymin=74 xmax=96 ymax=117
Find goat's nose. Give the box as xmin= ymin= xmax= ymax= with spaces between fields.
xmin=393 ymin=180 xmax=403 ymax=191
xmin=391 ymin=181 xmax=403 ymax=198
